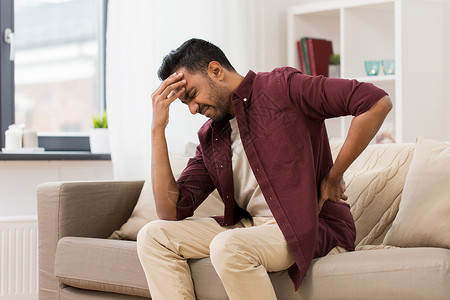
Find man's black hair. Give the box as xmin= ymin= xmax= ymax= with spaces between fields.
xmin=158 ymin=38 xmax=236 ymax=81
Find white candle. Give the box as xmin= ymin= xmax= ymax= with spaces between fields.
xmin=5 ymin=127 xmax=23 ymax=149
xmin=23 ymin=129 xmax=38 ymax=148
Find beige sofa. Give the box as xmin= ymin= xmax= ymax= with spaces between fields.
xmin=38 ymin=137 xmax=450 ymax=299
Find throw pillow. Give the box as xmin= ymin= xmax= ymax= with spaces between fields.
xmin=109 ymin=154 xmax=224 ymax=240
xmin=342 ymin=143 xmax=415 ymax=246
xmin=383 ymin=137 xmax=450 ymax=248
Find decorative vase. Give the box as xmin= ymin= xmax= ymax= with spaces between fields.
xmin=89 ymin=128 xmax=110 ymax=154
xmin=328 ymin=65 xmax=340 ymax=78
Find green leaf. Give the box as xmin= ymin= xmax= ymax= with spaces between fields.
xmin=92 ymin=111 xmax=108 ymax=128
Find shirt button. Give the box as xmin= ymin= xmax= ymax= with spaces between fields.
xmin=256 ymin=168 xmax=259 ymax=172
xmin=243 ymin=98 xmax=247 ymax=102
xmin=215 ymin=138 xmax=218 ymax=141
xmin=220 ymin=165 xmax=223 ymax=168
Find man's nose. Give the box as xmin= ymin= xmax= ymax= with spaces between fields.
xmin=188 ymin=101 xmax=198 ymax=115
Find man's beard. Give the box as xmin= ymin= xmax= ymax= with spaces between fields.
xmin=204 ymin=77 xmax=231 ymax=122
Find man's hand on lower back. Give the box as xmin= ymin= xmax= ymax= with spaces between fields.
xmin=318 ymin=173 xmax=348 ymax=213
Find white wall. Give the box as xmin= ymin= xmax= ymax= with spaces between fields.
xmin=0 ymin=160 xmax=113 ymax=217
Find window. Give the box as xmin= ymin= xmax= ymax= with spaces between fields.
xmin=0 ymin=0 xmax=107 ymax=151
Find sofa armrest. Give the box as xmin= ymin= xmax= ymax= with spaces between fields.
xmin=37 ymin=180 xmax=144 ymax=300
xmin=38 ymin=180 xmax=144 ymax=238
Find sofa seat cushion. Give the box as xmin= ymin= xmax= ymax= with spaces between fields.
xmin=55 ymin=237 xmax=450 ymax=300
xmin=190 ymin=248 xmax=450 ymax=300
xmin=55 ymin=237 xmax=150 ymax=298
xmin=189 ymin=257 xmax=303 ymax=300
xmin=299 ymin=247 xmax=450 ymax=300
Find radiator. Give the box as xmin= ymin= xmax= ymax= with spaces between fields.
xmin=0 ymin=216 xmax=38 ymax=300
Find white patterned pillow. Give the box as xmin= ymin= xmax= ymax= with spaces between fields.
xmin=332 ymin=142 xmax=415 ymax=246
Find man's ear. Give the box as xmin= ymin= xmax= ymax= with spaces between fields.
xmin=208 ymin=61 xmax=224 ymax=81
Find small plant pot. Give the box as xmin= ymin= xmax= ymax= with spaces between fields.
xmin=89 ymin=128 xmax=110 ymax=154
xmin=328 ymin=65 xmax=340 ymax=78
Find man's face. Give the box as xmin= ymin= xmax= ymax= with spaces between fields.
xmin=177 ymin=69 xmax=232 ymax=122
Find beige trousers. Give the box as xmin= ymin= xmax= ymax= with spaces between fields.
xmin=136 ymin=217 xmax=295 ymax=300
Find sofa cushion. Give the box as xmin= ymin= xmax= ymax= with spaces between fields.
xmin=54 ymin=236 xmax=301 ymax=300
xmin=384 ymin=137 xmax=450 ymax=248
xmin=191 ymin=248 xmax=450 ymax=300
xmin=110 ymin=153 xmax=224 ymax=240
xmin=55 ymin=238 xmax=450 ymax=300
xmin=55 ymin=237 xmax=150 ymax=298
xmin=115 ymin=142 xmax=414 ymax=243
xmin=60 ymin=287 xmax=150 ymax=300
xmin=332 ymin=143 xmax=415 ymax=246
xmin=298 ymin=247 xmax=450 ymax=299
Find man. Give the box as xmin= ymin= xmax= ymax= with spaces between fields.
xmin=137 ymin=38 xmax=392 ymax=300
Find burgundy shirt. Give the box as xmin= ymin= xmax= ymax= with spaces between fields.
xmin=176 ymin=67 xmax=388 ymax=290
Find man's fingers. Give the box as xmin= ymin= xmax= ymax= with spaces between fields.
xmin=332 ymin=194 xmax=348 ymax=203
xmin=152 ymin=72 xmax=185 ymax=102
xmin=159 ymin=79 xmax=186 ymax=102
xmin=154 ymin=72 xmax=182 ymax=95
xmin=166 ymin=86 xmax=185 ymax=103
xmin=152 ymin=73 xmax=175 ymax=97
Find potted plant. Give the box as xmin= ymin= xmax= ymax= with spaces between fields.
xmin=328 ymin=54 xmax=341 ymax=78
xmin=89 ymin=111 xmax=110 ymax=153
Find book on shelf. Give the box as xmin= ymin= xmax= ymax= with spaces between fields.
xmin=297 ymin=37 xmax=334 ymax=77
xmin=296 ymin=40 xmax=306 ymax=74
xmin=300 ymin=37 xmax=311 ymax=75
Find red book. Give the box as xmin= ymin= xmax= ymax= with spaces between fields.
xmin=306 ymin=38 xmax=333 ymax=76
xmin=296 ymin=40 xmax=306 ymax=74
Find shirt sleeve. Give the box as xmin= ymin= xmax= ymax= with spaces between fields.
xmin=286 ymin=69 xmax=388 ymax=120
xmin=176 ymin=144 xmax=216 ymax=220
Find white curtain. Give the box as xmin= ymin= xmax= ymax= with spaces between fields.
xmin=106 ymin=0 xmax=265 ymax=180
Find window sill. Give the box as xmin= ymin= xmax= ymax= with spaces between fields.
xmin=0 ymin=151 xmax=111 ymax=161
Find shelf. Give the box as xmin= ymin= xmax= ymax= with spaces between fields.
xmin=351 ymin=75 xmax=396 ymax=83
xmin=288 ymin=0 xmax=450 ymax=143
xmin=0 ymin=151 xmax=111 ymax=161
xmin=342 ymin=2 xmax=395 ymax=78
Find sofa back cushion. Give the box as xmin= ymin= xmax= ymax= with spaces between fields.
xmin=113 ymin=142 xmax=415 ymax=243
xmin=109 ymin=153 xmax=224 ymax=240
xmin=383 ymin=137 xmax=450 ymax=248
xmin=331 ymin=142 xmax=415 ymax=246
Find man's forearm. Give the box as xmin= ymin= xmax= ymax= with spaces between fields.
xmin=319 ymin=95 xmax=392 ymax=212
xmin=149 ymin=72 xmax=187 ymax=220
xmin=331 ymin=96 xmax=393 ymax=179
xmin=151 ymin=127 xmax=179 ymax=220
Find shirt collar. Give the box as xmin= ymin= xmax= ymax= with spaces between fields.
xmin=232 ymin=70 xmax=256 ymax=103
xmin=211 ymin=70 xmax=256 ymax=130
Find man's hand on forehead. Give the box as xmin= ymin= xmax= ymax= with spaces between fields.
xmin=158 ymin=72 xmax=186 ymax=101
xmin=151 ymin=72 xmax=187 ymax=129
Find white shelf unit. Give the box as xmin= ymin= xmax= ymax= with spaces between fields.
xmin=287 ymin=0 xmax=450 ymax=143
